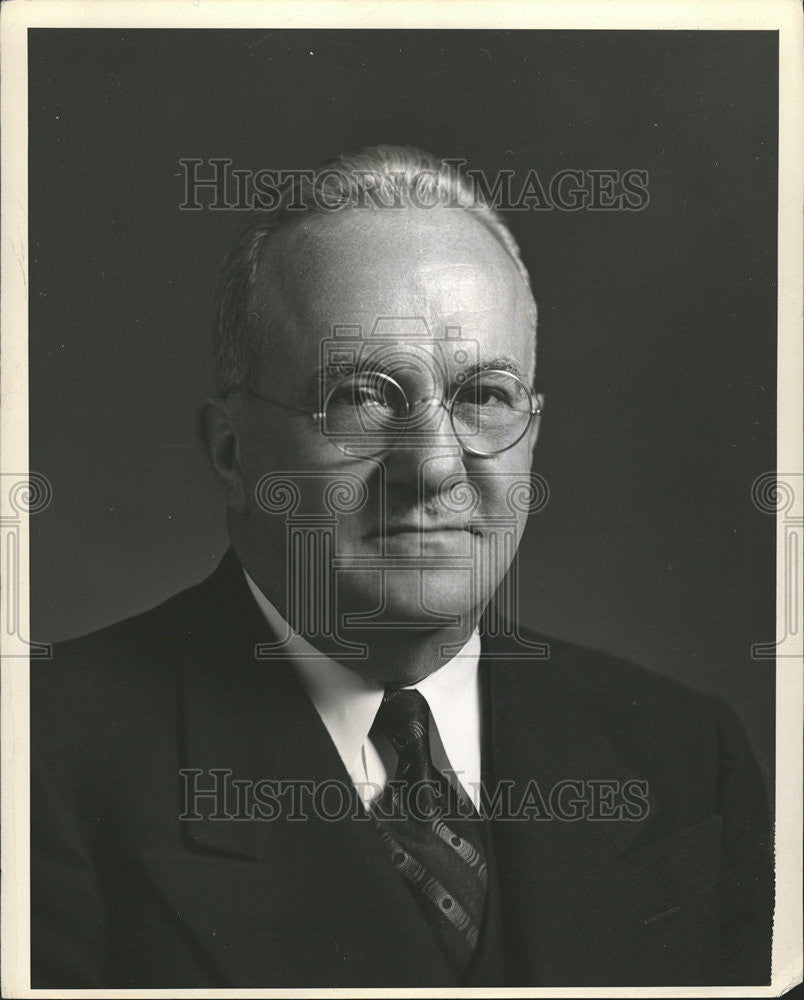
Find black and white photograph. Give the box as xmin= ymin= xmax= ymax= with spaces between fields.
xmin=1 ymin=1 xmax=801 ymax=995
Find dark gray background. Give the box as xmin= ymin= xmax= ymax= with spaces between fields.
xmin=29 ymin=29 xmax=777 ymax=788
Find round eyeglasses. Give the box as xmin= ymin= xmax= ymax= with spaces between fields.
xmin=243 ymin=368 xmax=543 ymax=458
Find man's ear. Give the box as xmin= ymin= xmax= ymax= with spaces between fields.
xmin=198 ymin=397 xmax=247 ymax=514
xmin=528 ymin=392 xmax=545 ymax=455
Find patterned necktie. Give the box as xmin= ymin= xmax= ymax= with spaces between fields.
xmin=370 ymin=688 xmax=488 ymax=976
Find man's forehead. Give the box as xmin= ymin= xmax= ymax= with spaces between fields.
xmin=260 ymin=207 xmax=523 ymax=308
xmin=251 ymin=206 xmax=535 ymax=383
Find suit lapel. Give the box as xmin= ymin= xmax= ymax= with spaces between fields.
xmin=164 ymin=550 xmax=455 ymax=986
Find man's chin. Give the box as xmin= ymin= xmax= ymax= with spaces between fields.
xmin=336 ymin=568 xmax=486 ymax=631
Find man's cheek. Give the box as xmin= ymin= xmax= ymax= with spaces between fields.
xmin=328 ymin=513 xmax=370 ymax=553
xmin=473 ymin=484 xmax=519 ymax=526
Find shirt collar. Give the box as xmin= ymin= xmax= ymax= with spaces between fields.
xmin=243 ymin=570 xmax=480 ymax=778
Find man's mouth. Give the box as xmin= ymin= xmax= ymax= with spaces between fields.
xmin=366 ymin=522 xmax=480 ymax=540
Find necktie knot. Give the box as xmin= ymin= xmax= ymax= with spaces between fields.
xmin=373 ymin=688 xmax=432 ymax=772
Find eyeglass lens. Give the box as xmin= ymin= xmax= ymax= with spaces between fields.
xmin=321 ymin=370 xmax=534 ymax=456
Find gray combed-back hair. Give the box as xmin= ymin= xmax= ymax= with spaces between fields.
xmin=213 ymin=144 xmax=537 ymax=397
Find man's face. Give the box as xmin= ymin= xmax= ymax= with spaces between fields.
xmin=231 ymin=205 xmax=540 ymax=646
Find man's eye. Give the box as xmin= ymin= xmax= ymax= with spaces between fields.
xmin=458 ymin=384 xmax=513 ymax=407
xmin=475 ymin=387 xmax=508 ymax=406
xmin=329 ymin=383 xmax=392 ymax=410
xmin=354 ymin=388 xmax=389 ymax=407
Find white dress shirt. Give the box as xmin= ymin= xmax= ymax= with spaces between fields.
xmin=243 ymin=571 xmax=482 ymax=809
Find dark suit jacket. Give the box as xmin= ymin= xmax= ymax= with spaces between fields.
xmin=31 ymin=549 xmax=773 ymax=987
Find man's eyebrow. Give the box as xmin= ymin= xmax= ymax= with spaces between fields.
xmin=457 ymin=358 xmax=527 ymax=381
xmin=304 ymin=359 xmax=389 ymax=398
xmin=304 ymin=355 xmax=528 ymax=397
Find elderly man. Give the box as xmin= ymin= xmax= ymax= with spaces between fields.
xmin=31 ymin=146 xmax=773 ymax=988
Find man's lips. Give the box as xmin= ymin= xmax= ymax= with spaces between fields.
xmin=366 ymin=523 xmax=479 ymax=538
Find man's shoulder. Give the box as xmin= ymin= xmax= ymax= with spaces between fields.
xmin=37 ymin=550 xmax=252 ymax=677
xmin=43 ymin=577 xmax=204 ymax=668
xmin=486 ymin=626 xmax=729 ymax=734
xmin=484 ymin=627 xmax=758 ymax=803
xmin=30 ymin=591 xmax=184 ymax=742
xmin=30 ymin=560 xmax=238 ymax=726
xmin=72 ymin=577 xmax=205 ymax=643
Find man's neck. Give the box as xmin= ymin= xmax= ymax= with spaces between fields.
xmin=332 ymin=620 xmax=481 ymax=687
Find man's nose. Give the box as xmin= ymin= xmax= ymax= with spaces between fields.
xmin=383 ymin=397 xmax=467 ymax=493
